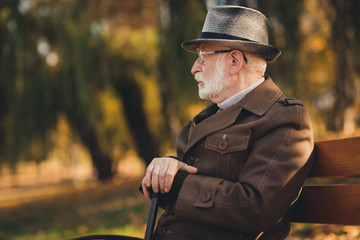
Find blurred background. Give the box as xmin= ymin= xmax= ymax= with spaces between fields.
xmin=0 ymin=0 xmax=359 ymax=239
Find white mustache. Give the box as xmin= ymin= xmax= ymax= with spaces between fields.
xmin=195 ymin=72 xmax=205 ymax=83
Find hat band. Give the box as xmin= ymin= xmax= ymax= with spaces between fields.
xmin=200 ymin=32 xmax=253 ymax=42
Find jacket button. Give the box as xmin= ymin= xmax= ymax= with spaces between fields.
xmin=217 ymin=139 xmax=228 ymax=150
xmin=157 ymin=226 xmax=166 ymax=236
xmin=186 ymin=156 xmax=195 ymax=165
xmin=200 ymin=191 xmax=212 ymax=202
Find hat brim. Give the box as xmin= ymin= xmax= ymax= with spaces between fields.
xmin=181 ymin=39 xmax=281 ymax=62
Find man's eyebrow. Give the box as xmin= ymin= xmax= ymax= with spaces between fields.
xmin=198 ymin=44 xmax=211 ymax=51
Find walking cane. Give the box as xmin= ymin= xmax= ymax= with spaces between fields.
xmin=71 ymin=193 xmax=159 ymax=240
xmin=144 ymin=193 xmax=159 ymax=240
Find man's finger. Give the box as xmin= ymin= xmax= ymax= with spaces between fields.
xmin=143 ymin=163 xmax=154 ymax=188
xmin=164 ymin=163 xmax=178 ymax=192
xmin=141 ymin=181 xmax=152 ymax=202
xmin=158 ymin=163 xmax=169 ymax=194
xmin=151 ymin=163 xmax=160 ymax=193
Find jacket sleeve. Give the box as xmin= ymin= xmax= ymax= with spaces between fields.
xmin=171 ymin=104 xmax=314 ymax=234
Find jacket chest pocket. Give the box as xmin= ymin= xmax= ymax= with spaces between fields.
xmin=204 ymin=132 xmax=250 ymax=181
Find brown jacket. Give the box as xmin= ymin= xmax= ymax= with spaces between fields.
xmin=154 ymin=78 xmax=314 ymax=240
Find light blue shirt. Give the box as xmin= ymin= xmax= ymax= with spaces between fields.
xmin=217 ymin=77 xmax=265 ymax=110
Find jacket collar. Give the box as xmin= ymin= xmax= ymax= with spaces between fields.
xmin=242 ymin=77 xmax=283 ymax=116
xmin=185 ymin=77 xmax=282 ymax=153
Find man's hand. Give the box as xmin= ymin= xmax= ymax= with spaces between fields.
xmin=141 ymin=157 xmax=198 ymax=201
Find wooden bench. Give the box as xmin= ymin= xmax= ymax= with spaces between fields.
xmin=291 ymin=137 xmax=360 ymax=225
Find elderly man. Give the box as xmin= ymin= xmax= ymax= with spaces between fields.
xmin=141 ymin=5 xmax=314 ymax=240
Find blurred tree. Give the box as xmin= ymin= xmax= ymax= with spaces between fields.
xmin=1 ymin=0 xmax=360 ymax=182
xmin=54 ymin=0 xmax=163 ymax=177
xmin=326 ymin=0 xmax=360 ymax=132
xmin=100 ymin=0 xmax=162 ymax=165
xmin=0 ymin=0 xmax=162 ymax=180
xmin=256 ymin=1 xmax=305 ymax=98
xmin=1 ymin=0 xmax=59 ymax=170
xmin=157 ymin=0 xmax=207 ymax=143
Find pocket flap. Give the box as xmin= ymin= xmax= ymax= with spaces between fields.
xmin=205 ymin=133 xmax=250 ymax=154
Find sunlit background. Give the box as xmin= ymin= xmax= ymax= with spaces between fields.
xmin=0 ymin=0 xmax=359 ymax=239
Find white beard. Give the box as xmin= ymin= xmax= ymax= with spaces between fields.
xmin=194 ymin=56 xmax=229 ymax=101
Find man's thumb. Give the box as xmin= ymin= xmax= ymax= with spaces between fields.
xmin=183 ymin=164 xmax=198 ymax=174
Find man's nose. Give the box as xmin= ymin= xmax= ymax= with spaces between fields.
xmin=191 ymin=59 xmax=201 ymax=75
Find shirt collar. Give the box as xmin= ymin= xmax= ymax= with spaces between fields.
xmin=217 ymin=77 xmax=265 ymax=110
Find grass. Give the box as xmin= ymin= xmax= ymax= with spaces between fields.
xmin=0 ymin=177 xmax=359 ymax=240
xmin=0 ymin=177 xmax=149 ymax=240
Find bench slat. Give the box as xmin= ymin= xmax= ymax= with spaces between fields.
xmin=308 ymin=137 xmax=360 ymax=178
xmin=291 ymin=184 xmax=360 ymax=225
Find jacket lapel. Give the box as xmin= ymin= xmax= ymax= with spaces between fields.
xmin=186 ymin=101 xmax=244 ymax=153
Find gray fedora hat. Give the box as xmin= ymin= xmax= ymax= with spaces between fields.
xmin=181 ymin=5 xmax=281 ymax=62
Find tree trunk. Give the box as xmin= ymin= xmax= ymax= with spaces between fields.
xmin=80 ymin=128 xmax=114 ymax=181
xmin=327 ymin=0 xmax=359 ymax=132
xmin=115 ymin=80 xmax=160 ymax=166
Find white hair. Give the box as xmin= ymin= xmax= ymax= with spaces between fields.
xmin=244 ymin=52 xmax=267 ymax=75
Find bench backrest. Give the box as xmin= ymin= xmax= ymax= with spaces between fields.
xmin=291 ymin=137 xmax=360 ymax=225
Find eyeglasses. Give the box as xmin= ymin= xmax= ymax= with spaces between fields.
xmin=197 ymin=50 xmax=248 ymax=65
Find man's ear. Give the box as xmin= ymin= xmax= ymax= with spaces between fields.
xmin=229 ymin=51 xmax=245 ymax=75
